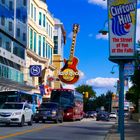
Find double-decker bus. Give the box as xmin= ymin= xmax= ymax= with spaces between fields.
xmin=50 ymin=89 xmax=83 ymax=121
xmin=0 ymin=90 xmax=42 ymax=114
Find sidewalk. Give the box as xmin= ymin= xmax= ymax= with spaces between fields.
xmin=105 ymin=120 xmax=140 ymax=140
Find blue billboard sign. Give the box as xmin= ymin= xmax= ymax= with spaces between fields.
xmin=30 ymin=65 xmax=42 ymax=77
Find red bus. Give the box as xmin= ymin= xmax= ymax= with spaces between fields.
xmin=50 ymin=89 xmax=83 ymax=121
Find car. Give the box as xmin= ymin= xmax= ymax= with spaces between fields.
xmin=109 ymin=112 xmax=117 ymax=119
xmin=0 ymin=102 xmax=33 ymax=126
xmin=96 ymin=111 xmax=110 ymax=121
xmin=34 ymin=102 xmax=64 ymax=123
xmin=85 ymin=111 xmax=97 ymax=118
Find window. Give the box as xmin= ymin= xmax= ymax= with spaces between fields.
xmin=23 ymin=33 xmax=26 ymax=41
xmin=16 ymin=28 xmax=20 ymax=37
xmin=34 ymin=7 xmax=36 ymax=21
xmin=1 ymin=16 xmax=5 ymax=26
xmin=5 ymin=42 xmax=11 ymax=52
xmin=23 ymin=15 xmax=26 ymax=23
xmin=23 ymin=0 xmax=26 ymax=6
xmin=16 ymin=9 xmax=20 ymax=18
xmin=9 ymin=1 xmax=13 ymax=10
xmin=0 ymin=37 xmax=2 ymax=47
xmin=43 ymin=14 xmax=45 ymax=27
xmin=34 ymin=32 xmax=36 ymax=52
xmin=29 ymin=29 xmax=33 ymax=49
xmin=8 ymin=22 xmax=12 ymax=31
xmin=39 ymin=12 xmax=42 ymax=25
xmin=31 ymin=3 xmax=33 ymax=18
xmin=54 ymin=36 xmax=58 ymax=54
xmin=1 ymin=0 xmax=5 ymax=4
xmin=46 ymin=43 xmax=48 ymax=58
xmin=38 ymin=36 xmax=41 ymax=56
xmin=43 ymin=37 xmax=45 ymax=57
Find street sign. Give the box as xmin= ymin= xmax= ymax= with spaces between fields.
xmin=30 ymin=65 xmax=42 ymax=77
xmin=124 ymin=63 xmax=134 ymax=76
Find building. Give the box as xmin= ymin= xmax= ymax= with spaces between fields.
xmin=53 ymin=18 xmax=66 ymax=88
xmin=0 ymin=0 xmax=30 ymax=91
xmin=0 ymin=0 xmax=65 ymax=94
xmin=26 ymin=0 xmax=55 ymax=94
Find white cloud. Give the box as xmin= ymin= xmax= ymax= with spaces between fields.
xmin=96 ymin=33 xmax=108 ymax=40
xmin=88 ymin=0 xmax=107 ymax=9
xmin=86 ymin=77 xmax=118 ymax=89
xmin=63 ymin=84 xmax=76 ymax=89
xmin=79 ymin=70 xmax=85 ymax=79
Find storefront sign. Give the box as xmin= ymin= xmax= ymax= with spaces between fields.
xmin=108 ymin=0 xmax=137 ymax=59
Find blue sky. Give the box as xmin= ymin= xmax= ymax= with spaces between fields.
xmin=46 ymin=0 xmax=140 ymax=96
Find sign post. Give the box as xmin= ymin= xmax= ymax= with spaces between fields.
xmin=108 ymin=0 xmax=137 ymax=140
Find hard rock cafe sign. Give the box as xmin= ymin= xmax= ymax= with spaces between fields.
xmin=58 ymin=24 xmax=80 ymax=84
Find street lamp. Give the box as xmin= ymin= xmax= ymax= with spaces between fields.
xmin=110 ymin=65 xmax=118 ymax=74
xmin=98 ymin=21 xmax=108 ymax=35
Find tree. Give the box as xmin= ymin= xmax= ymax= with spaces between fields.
xmin=127 ymin=68 xmax=140 ymax=112
xmin=92 ymin=90 xmax=113 ymax=112
xmin=75 ymin=84 xmax=96 ymax=111
xmin=75 ymin=84 xmax=96 ymax=98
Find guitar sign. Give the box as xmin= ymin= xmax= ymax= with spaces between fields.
xmin=58 ymin=24 xmax=80 ymax=84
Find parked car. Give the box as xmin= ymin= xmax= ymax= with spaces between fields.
xmin=109 ymin=112 xmax=117 ymax=119
xmin=96 ymin=111 xmax=110 ymax=121
xmin=85 ymin=111 xmax=97 ymax=118
xmin=0 ymin=102 xmax=33 ymax=126
xmin=34 ymin=102 xmax=64 ymax=123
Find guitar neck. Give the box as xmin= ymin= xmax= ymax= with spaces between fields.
xmin=69 ymin=32 xmax=77 ymax=61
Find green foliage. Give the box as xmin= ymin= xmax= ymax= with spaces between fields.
xmin=128 ymin=69 xmax=140 ymax=112
xmin=75 ymin=84 xmax=96 ymax=111
xmin=92 ymin=90 xmax=113 ymax=112
xmin=75 ymin=84 xmax=96 ymax=98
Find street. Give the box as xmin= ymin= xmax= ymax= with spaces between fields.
xmin=0 ymin=119 xmax=115 ymax=140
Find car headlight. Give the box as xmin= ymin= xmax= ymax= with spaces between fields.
xmin=51 ymin=110 xmax=57 ymax=115
xmin=12 ymin=112 xmax=22 ymax=116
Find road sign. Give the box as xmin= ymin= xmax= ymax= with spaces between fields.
xmin=124 ymin=63 xmax=134 ymax=76
xmin=30 ymin=65 xmax=42 ymax=77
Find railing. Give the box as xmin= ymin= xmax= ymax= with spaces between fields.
xmin=0 ymin=63 xmax=24 ymax=84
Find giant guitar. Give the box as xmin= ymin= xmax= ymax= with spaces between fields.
xmin=58 ymin=24 xmax=80 ymax=84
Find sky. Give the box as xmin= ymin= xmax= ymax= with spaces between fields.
xmin=46 ymin=0 xmax=140 ymax=96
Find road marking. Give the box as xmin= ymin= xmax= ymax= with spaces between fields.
xmin=0 ymin=125 xmax=51 ymax=139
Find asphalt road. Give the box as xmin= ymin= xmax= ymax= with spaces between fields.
xmin=0 ymin=119 xmax=115 ymax=140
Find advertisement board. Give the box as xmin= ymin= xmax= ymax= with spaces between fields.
xmin=108 ymin=0 xmax=137 ymax=59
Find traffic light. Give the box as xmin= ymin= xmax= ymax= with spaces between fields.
xmin=112 ymin=93 xmax=116 ymax=100
xmin=83 ymin=92 xmax=88 ymax=98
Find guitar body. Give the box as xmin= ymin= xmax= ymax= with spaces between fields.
xmin=58 ymin=57 xmax=79 ymax=84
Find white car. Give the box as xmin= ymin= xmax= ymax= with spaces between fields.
xmin=0 ymin=102 xmax=33 ymax=126
xmin=109 ymin=112 xmax=117 ymax=119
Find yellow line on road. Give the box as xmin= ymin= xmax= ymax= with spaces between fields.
xmin=0 ymin=125 xmax=51 ymax=139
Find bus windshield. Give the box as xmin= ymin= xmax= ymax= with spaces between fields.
xmin=51 ymin=90 xmax=74 ymax=108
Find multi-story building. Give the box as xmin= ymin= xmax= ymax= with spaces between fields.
xmin=0 ymin=0 xmax=29 ymax=91
xmin=0 ymin=0 xmax=66 ymax=93
xmin=53 ymin=18 xmax=66 ymax=88
xmin=26 ymin=0 xmax=55 ymax=93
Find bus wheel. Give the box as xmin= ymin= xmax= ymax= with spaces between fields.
xmin=19 ymin=116 xmax=25 ymax=127
xmin=28 ymin=116 xmax=33 ymax=126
